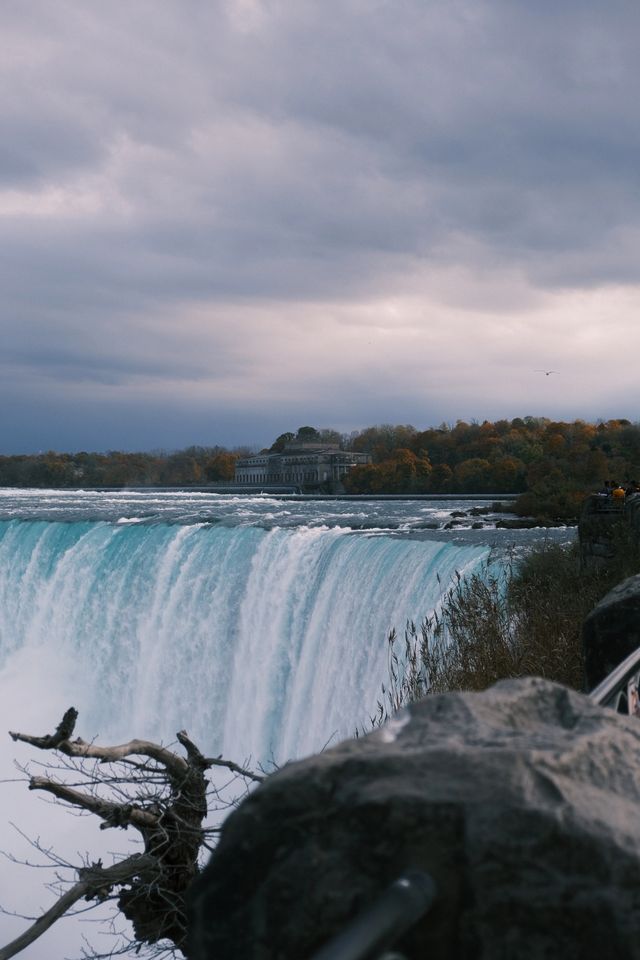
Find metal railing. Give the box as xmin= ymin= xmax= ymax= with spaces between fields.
xmin=583 ymin=494 xmax=626 ymax=515
xmin=309 ymin=870 xmax=436 ymax=960
xmin=589 ymin=645 xmax=640 ymax=715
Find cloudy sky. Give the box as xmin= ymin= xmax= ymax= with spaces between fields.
xmin=2 ymin=0 xmax=640 ymax=453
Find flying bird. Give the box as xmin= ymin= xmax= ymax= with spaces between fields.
xmin=535 ymin=370 xmax=560 ymax=376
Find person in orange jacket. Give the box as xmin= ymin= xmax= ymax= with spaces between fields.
xmin=612 ymin=482 xmax=626 ymax=503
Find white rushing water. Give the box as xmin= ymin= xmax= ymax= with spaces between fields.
xmin=0 ymin=490 xmax=573 ymax=957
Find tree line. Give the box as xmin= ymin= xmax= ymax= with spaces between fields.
xmin=2 ymin=417 xmax=640 ymax=519
xmin=343 ymin=417 xmax=640 ymax=519
xmin=0 ymin=446 xmax=242 ymax=488
xmin=264 ymin=418 xmax=640 ymax=518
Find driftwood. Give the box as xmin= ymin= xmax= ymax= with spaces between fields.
xmin=2 ymin=709 xmax=263 ymax=959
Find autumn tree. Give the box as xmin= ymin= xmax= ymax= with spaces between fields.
xmin=350 ymin=424 xmax=418 ymax=461
xmin=428 ymin=462 xmax=453 ymax=492
xmin=205 ymin=452 xmax=238 ymax=481
xmin=490 ymin=456 xmax=526 ymax=493
xmin=453 ymin=458 xmax=492 ymax=493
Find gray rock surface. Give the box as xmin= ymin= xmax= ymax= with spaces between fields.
xmin=583 ymin=573 xmax=640 ymax=690
xmin=188 ymin=678 xmax=640 ymax=959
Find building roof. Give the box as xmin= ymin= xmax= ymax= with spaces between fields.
xmin=281 ymin=441 xmax=341 ymax=453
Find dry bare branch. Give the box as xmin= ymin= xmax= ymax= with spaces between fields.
xmin=204 ymin=755 xmax=264 ymax=783
xmin=28 ymin=777 xmax=160 ymax=830
xmin=0 ymin=853 xmax=155 ymax=960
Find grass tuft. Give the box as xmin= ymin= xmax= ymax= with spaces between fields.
xmin=373 ymin=532 xmax=640 ymax=725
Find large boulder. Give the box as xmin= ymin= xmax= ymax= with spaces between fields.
xmin=583 ymin=573 xmax=640 ymax=690
xmin=188 ymin=678 xmax=640 ymax=959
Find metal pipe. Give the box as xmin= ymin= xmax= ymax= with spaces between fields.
xmin=309 ymin=870 xmax=436 ymax=960
xmin=589 ymin=644 xmax=640 ymax=710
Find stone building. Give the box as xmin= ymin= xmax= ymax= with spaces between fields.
xmin=234 ymin=442 xmax=371 ymax=488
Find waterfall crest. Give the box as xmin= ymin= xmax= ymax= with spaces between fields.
xmin=0 ymin=517 xmax=489 ymax=762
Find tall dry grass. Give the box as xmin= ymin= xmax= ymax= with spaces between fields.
xmin=372 ymin=531 xmax=640 ymax=724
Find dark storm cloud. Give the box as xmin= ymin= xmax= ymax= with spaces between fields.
xmin=2 ymin=0 xmax=640 ymax=451
xmin=3 ymin=0 xmax=638 ymax=282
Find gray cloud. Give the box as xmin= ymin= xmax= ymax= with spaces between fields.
xmin=1 ymin=1 xmax=640 ymax=451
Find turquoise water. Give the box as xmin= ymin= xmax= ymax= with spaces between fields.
xmin=0 ymin=507 xmax=489 ymax=761
xmin=0 ymin=490 xmax=573 ymax=957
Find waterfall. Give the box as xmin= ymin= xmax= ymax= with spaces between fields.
xmin=0 ymin=517 xmax=489 ymax=762
xmin=0 ymin=504 xmax=494 ymax=958
xmin=0 ymin=491 xmax=578 ymax=958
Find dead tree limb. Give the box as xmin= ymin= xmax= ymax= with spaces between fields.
xmin=10 ymin=728 xmax=190 ymax=782
xmin=2 ymin=709 xmax=261 ymax=958
xmin=0 ymin=854 xmax=155 ymax=960
xmin=28 ymin=776 xmax=160 ymax=830
xmin=205 ymin=755 xmax=264 ymax=782
xmin=8 ymin=707 xmax=79 ymax=751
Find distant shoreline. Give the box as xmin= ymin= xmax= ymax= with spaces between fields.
xmin=6 ymin=486 xmax=520 ymax=502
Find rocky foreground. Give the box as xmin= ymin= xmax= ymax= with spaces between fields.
xmin=188 ymin=675 xmax=640 ymax=959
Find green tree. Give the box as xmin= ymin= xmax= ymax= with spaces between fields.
xmin=295 ymin=426 xmax=320 ymax=442
xmin=269 ymin=432 xmax=295 ymax=452
xmin=453 ymin=458 xmax=492 ymax=493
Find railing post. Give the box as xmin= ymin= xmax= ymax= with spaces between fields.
xmin=309 ymin=870 xmax=436 ymax=960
